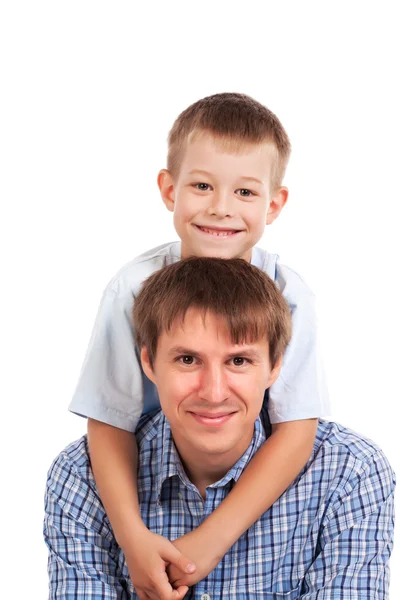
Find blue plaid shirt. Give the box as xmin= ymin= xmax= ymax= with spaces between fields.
xmin=44 ymin=413 xmax=395 ymax=599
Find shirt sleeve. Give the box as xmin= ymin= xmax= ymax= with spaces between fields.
xmin=300 ymin=450 xmax=396 ymax=599
xmin=68 ymin=286 xmax=159 ymax=432
xmin=43 ymin=440 xmax=133 ymax=599
xmin=268 ymin=264 xmax=331 ymax=423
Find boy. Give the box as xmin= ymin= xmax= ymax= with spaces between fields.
xmin=69 ymin=93 xmax=330 ymax=598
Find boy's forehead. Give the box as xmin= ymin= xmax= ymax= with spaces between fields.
xmin=178 ymin=132 xmax=277 ymax=180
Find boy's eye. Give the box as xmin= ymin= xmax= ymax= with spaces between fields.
xmin=194 ymin=183 xmax=211 ymax=191
xmin=236 ymin=188 xmax=254 ymax=197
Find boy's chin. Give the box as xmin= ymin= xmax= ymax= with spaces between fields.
xmin=189 ymin=244 xmax=252 ymax=261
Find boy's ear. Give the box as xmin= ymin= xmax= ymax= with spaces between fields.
xmin=266 ymin=355 xmax=283 ymax=389
xmin=158 ymin=169 xmax=175 ymax=213
xmin=140 ymin=347 xmax=156 ymax=383
xmin=266 ymin=187 xmax=288 ymax=225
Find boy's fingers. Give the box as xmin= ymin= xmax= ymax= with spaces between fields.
xmin=162 ymin=545 xmax=196 ymax=575
xmin=172 ymin=586 xmax=189 ymax=599
xmin=150 ymin=570 xmax=177 ymax=600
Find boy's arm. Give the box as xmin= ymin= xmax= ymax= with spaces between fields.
xmin=169 ymin=419 xmax=317 ymax=586
xmin=88 ymin=419 xmax=195 ymax=599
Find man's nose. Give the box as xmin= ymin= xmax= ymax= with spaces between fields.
xmin=207 ymin=190 xmax=234 ymax=218
xmin=199 ymin=364 xmax=230 ymax=403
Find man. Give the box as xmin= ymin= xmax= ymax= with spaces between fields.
xmin=44 ymin=258 xmax=395 ymax=599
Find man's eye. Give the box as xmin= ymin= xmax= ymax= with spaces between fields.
xmin=232 ymin=357 xmax=247 ymax=366
xmin=194 ymin=183 xmax=211 ymax=191
xmin=179 ymin=355 xmax=195 ymax=365
xmin=236 ymin=188 xmax=253 ymax=197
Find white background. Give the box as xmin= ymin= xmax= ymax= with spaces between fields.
xmin=1 ymin=1 xmax=399 ymax=597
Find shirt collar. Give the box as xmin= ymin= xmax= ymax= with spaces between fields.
xmin=171 ymin=241 xmax=267 ymax=270
xmin=155 ymin=413 xmax=266 ymax=499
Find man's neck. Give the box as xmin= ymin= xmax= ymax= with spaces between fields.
xmin=173 ymin=427 xmax=255 ymax=499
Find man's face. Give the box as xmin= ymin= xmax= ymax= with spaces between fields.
xmin=141 ymin=308 xmax=281 ymax=470
xmin=159 ymin=133 xmax=287 ymax=262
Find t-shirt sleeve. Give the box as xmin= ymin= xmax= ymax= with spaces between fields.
xmin=68 ymin=285 xmax=157 ymax=432
xmin=268 ymin=264 xmax=331 ymax=423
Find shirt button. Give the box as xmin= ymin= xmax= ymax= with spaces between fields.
xmin=177 ymin=492 xmax=183 ymax=500
xmin=201 ymin=594 xmax=210 ymax=600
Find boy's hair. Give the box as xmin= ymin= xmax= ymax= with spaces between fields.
xmin=167 ymin=92 xmax=291 ymax=190
xmin=133 ymin=257 xmax=292 ymax=368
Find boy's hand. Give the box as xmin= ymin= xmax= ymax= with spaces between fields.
xmin=168 ymin=528 xmax=223 ymax=588
xmin=123 ymin=528 xmax=195 ymax=599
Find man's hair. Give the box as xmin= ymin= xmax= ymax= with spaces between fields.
xmin=167 ymin=92 xmax=291 ymax=190
xmin=133 ymin=257 xmax=292 ymax=368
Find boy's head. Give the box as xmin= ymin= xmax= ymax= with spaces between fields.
xmin=134 ymin=257 xmax=292 ymax=464
xmin=158 ymin=93 xmax=291 ymax=262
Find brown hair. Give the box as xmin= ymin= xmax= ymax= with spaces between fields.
xmin=167 ymin=92 xmax=291 ymax=190
xmin=133 ymin=257 xmax=292 ymax=368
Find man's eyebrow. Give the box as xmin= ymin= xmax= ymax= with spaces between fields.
xmin=188 ymin=169 xmax=264 ymax=186
xmin=167 ymin=346 xmax=200 ymax=356
xmin=227 ymin=348 xmax=262 ymax=360
xmin=167 ymin=346 xmax=263 ymax=359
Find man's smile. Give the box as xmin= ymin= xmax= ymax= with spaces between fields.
xmin=188 ymin=410 xmax=237 ymax=427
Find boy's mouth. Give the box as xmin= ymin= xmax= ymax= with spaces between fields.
xmin=194 ymin=225 xmax=242 ymax=237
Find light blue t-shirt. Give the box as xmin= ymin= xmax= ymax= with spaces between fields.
xmin=69 ymin=242 xmax=330 ymax=431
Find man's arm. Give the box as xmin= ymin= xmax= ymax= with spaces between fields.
xmin=301 ymin=450 xmax=396 ymax=599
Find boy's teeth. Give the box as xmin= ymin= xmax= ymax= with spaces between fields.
xmin=200 ymin=227 xmax=235 ymax=237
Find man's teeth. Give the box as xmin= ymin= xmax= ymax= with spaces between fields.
xmin=200 ymin=227 xmax=236 ymax=237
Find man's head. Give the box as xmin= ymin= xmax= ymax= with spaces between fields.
xmin=158 ymin=93 xmax=291 ymax=261
xmin=134 ymin=257 xmax=291 ymax=482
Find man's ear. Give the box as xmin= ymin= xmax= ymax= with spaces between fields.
xmin=266 ymin=187 xmax=288 ymax=225
xmin=266 ymin=355 xmax=283 ymax=389
xmin=140 ymin=347 xmax=156 ymax=384
xmin=158 ymin=169 xmax=175 ymax=213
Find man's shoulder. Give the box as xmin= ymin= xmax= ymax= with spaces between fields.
xmin=314 ymin=420 xmax=395 ymax=490
xmin=105 ymin=242 xmax=181 ymax=297
xmin=136 ymin=409 xmax=164 ymax=445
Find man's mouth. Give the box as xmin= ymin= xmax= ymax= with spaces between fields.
xmin=189 ymin=411 xmax=237 ymax=427
xmin=194 ymin=225 xmax=242 ymax=237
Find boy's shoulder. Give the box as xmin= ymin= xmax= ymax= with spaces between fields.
xmin=103 ymin=242 xmax=314 ymax=301
xmin=255 ymin=246 xmax=315 ymax=301
xmin=106 ymin=241 xmax=181 ymax=296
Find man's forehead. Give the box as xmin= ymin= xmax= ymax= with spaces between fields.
xmin=159 ymin=308 xmax=269 ymax=352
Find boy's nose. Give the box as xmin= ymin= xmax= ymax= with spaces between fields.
xmin=207 ymin=191 xmax=234 ymax=218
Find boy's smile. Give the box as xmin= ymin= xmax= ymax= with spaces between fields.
xmin=158 ymin=133 xmax=288 ymax=262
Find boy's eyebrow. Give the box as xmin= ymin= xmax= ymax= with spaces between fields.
xmin=188 ymin=169 xmax=264 ymax=185
xmin=238 ymin=176 xmax=264 ymax=185
xmin=188 ymin=169 xmax=214 ymax=178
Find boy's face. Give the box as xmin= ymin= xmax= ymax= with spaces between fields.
xmin=159 ymin=133 xmax=288 ymax=261
xmin=141 ymin=308 xmax=281 ymax=471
